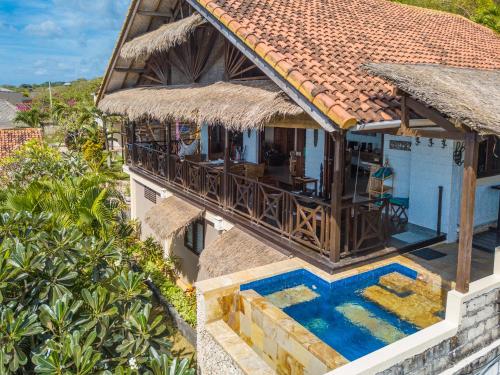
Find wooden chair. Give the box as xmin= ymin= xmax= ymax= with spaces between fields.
xmin=245 ymin=163 xmax=266 ymax=180
xmin=184 ymin=154 xmax=201 ymax=162
xmin=230 ymin=163 xmax=245 ymax=175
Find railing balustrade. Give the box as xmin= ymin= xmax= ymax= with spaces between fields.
xmin=126 ymin=143 xmax=389 ymax=260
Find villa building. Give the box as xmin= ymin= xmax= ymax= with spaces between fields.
xmin=98 ymin=0 xmax=500 ymax=374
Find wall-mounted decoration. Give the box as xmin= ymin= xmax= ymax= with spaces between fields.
xmin=314 ymin=129 xmax=319 ymax=147
xmin=389 ymin=140 xmax=411 ymax=152
xmin=454 ymin=142 xmax=465 ymax=166
xmin=247 ymin=129 xmax=252 ymax=138
xmin=441 ymin=139 xmax=447 ymax=148
xmin=416 ymin=137 xmax=421 ymax=146
xmin=428 ymin=138 xmax=434 ymax=147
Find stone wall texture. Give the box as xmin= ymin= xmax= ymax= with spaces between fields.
xmin=378 ymin=286 xmax=500 ymax=375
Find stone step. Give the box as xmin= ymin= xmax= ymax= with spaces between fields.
xmin=336 ymin=303 xmax=407 ymax=344
xmin=363 ymin=285 xmax=442 ymax=329
xmin=266 ymin=284 xmax=319 ymax=309
xmin=378 ymin=272 xmax=446 ymax=307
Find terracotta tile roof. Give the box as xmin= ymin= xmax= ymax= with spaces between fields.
xmin=0 ymin=128 xmax=42 ymax=158
xmin=195 ymin=0 xmax=500 ymax=128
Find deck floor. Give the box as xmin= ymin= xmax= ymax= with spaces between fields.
xmin=472 ymin=229 xmax=500 ymax=253
xmin=401 ymin=242 xmax=494 ymax=284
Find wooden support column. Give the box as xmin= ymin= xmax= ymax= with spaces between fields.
xmin=131 ymin=121 xmax=137 ymax=166
xmin=329 ymin=131 xmax=346 ymax=263
xmin=223 ymin=128 xmax=230 ymax=208
xmin=456 ymin=132 xmax=479 ymax=293
xmin=166 ymin=123 xmax=172 ymax=181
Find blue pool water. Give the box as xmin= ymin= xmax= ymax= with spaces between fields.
xmin=241 ymin=263 xmax=420 ymax=361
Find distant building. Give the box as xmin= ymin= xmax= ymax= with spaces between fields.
xmin=0 ymin=128 xmax=42 ymax=158
xmin=0 ymin=99 xmax=17 ymax=129
xmin=0 ymin=89 xmax=27 ymax=106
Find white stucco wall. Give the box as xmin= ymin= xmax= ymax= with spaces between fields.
xmin=383 ymin=135 xmax=500 ymax=241
xmin=243 ymin=129 xmax=259 ymax=163
xmin=200 ymin=124 xmax=209 ymax=158
xmin=305 ymin=129 xmax=325 ymax=182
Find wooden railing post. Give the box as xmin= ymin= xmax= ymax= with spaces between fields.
xmin=329 ymin=131 xmax=345 ymax=262
xmin=456 ymin=132 xmax=479 ymax=293
xmin=223 ymin=128 xmax=230 ymax=209
xmin=166 ymin=122 xmax=171 ymax=181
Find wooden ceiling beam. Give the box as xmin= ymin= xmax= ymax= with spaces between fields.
xmin=115 ymin=67 xmax=146 ymax=74
xmin=395 ymin=126 xmax=465 ymax=140
xmin=405 ymin=96 xmax=464 ymax=134
xmin=137 ymin=10 xmax=173 ymax=18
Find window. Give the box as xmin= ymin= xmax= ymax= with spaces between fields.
xmin=478 ymin=136 xmax=500 ymax=178
xmin=184 ymin=220 xmax=205 ymax=255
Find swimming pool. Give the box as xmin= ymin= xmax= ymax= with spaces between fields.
xmin=241 ymin=263 xmax=442 ymax=361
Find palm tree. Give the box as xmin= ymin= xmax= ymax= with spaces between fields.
xmin=14 ymin=108 xmax=49 ymax=129
xmin=3 ymin=174 xmax=126 ymax=240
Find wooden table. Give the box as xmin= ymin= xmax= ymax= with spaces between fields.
xmin=293 ymin=177 xmax=318 ymax=195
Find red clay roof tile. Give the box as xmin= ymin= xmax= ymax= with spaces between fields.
xmin=0 ymin=128 xmax=42 ymax=158
xmin=195 ymin=0 xmax=500 ymax=127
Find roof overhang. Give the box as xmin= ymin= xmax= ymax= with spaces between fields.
xmin=363 ymin=63 xmax=500 ymax=137
xmin=98 ymin=80 xmax=305 ymax=130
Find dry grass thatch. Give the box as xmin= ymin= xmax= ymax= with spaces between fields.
xmin=120 ymin=13 xmax=206 ymax=60
xmin=197 ymin=227 xmax=289 ymax=281
xmin=363 ymin=63 xmax=500 ymax=136
xmin=98 ymin=80 xmax=304 ymax=130
xmin=144 ymin=196 xmax=203 ymax=240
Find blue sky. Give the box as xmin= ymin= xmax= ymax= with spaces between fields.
xmin=0 ymin=0 xmax=129 ymax=85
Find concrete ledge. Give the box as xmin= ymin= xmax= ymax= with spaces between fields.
xmin=206 ymin=320 xmax=274 ymax=375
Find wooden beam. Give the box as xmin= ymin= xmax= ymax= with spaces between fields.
xmin=406 ymin=96 xmax=463 ymax=134
xmin=137 ymin=10 xmax=173 ymax=18
xmin=395 ymin=127 xmax=466 ymax=140
xmin=401 ymin=95 xmax=410 ymax=129
xmin=329 ymin=131 xmax=345 ymax=263
xmin=166 ymin=122 xmax=172 ymax=180
xmin=114 ymin=67 xmax=146 ymax=74
xmin=456 ymin=132 xmax=479 ymax=293
xmin=223 ymin=128 xmax=230 ymax=209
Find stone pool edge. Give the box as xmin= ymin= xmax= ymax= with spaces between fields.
xmin=196 ymin=255 xmax=455 ymax=375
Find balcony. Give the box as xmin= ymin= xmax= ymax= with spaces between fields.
xmin=125 ymin=142 xmax=400 ymax=269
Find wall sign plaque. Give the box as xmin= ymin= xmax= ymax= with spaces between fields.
xmin=389 ymin=140 xmax=412 ymax=151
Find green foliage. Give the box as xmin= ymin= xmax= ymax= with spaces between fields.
xmin=392 ymin=0 xmax=499 ymax=31
xmin=133 ymin=239 xmax=197 ymax=327
xmin=0 ymin=141 xmax=88 ymax=189
xmin=14 ymin=108 xmax=49 ymax=128
xmin=0 ymin=143 xmax=195 ymax=374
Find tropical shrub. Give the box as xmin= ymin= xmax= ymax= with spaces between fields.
xmin=0 ymin=211 xmax=195 ymax=374
xmin=0 ymin=141 xmax=88 ymax=189
xmin=132 ymin=239 xmax=197 ymax=327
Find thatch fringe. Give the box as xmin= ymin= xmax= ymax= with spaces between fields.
xmin=363 ymin=63 xmax=500 ymax=136
xmin=98 ymin=80 xmax=304 ymax=130
xmin=120 ymin=13 xmax=206 ymax=60
xmin=197 ymin=227 xmax=289 ymax=281
xmin=144 ymin=196 xmax=204 ymax=241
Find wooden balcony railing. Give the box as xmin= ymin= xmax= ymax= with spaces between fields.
xmin=126 ymin=143 xmax=389 ymax=260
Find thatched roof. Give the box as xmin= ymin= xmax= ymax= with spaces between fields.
xmin=363 ymin=63 xmax=500 ymax=136
xmin=98 ymin=80 xmax=304 ymax=130
xmin=144 ymin=196 xmax=203 ymax=240
xmin=197 ymin=227 xmax=289 ymax=281
xmin=120 ymin=14 xmax=206 ymax=60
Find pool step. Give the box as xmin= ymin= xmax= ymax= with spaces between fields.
xmin=379 ymin=272 xmax=446 ymax=306
xmin=266 ymin=285 xmax=319 ymax=309
xmin=363 ymin=285 xmax=442 ymax=329
xmin=336 ymin=303 xmax=407 ymax=344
